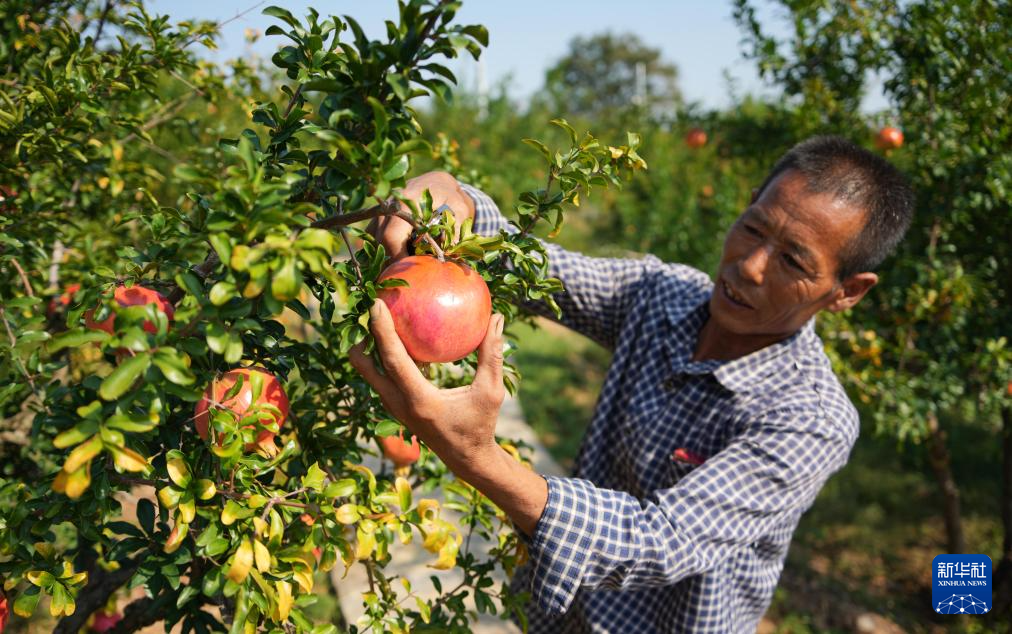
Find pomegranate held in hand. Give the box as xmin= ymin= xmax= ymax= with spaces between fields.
xmin=376 ymin=255 xmax=492 ymax=363
xmin=193 ymin=367 xmax=290 ymax=454
xmin=85 ymin=284 xmax=174 ymax=334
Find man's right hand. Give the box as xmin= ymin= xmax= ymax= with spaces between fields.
xmin=366 ymin=171 xmax=476 ymax=260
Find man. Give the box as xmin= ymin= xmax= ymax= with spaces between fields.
xmin=350 ymin=136 xmax=914 ymax=632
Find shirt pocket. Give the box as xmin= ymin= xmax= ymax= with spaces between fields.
xmin=666 ymin=448 xmax=706 ymax=486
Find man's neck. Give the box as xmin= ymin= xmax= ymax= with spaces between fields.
xmin=692 ymin=317 xmax=792 ymax=362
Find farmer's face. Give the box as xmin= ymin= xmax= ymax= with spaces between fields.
xmin=710 ymin=169 xmax=871 ymax=339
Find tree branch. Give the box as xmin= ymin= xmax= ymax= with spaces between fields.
xmin=9 ymin=257 xmax=34 ymax=296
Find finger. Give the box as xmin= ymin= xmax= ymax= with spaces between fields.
xmin=349 ymin=341 xmax=399 ymax=397
xmin=472 ymin=313 xmax=505 ymax=396
xmin=376 ymin=216 xmax=410 ymax=261
xmin=369 ymin=300 xmax=433 ymax=396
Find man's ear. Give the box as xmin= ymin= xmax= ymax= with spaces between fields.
xmin=826 ymin=272 xmax=878 ymax=312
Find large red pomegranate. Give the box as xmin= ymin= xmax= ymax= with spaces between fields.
xmin=378 ymin=431 xmax=421 ymax=468
xmin=85 ymin=284 xmax=174 ymax=334
xmin=193 ymin=367 xmax=289 ymax=453
xmin=376 ymin=255 xmax=492 ymax=363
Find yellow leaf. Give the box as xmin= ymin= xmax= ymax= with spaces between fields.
xmin=164 ymin=521 xmax=189 ymax=554
xmin=274 ymin=580 xmax=293 ymax=621
xmin=355 ymin=526 xmax=375 ymax=560
xmin=227 ymin=539 xmax=254 ymax=584
xmin=335 ymin=503 xmax=360 ymax=525
xmin=292 ymin=567 xmax=313 ymax=594
xmin=417 ymin=498 xmax=439 ymax=522
xmin=252 ymin=517 xmax=268 ymax=538
xmin=158 ymin=486 xmax=182 ymax=509
xmin=194 ymin=479 xmax=216 ymax=500
xmin=166 ymin=456 xmax=191 ymax=487
xmin=253 ymin=539 xmax=271 ymax=573
xmin=63 ymin=435 xmax=102 ymax=473
xmin=54 ymin=465 xmax=92 ymax=499
xmin=430 ymin=534 xmax=461 ymax=570
xmin=395 ymin=476 xmax=412 ymax=511
xmin=177 ymin=499 xmax=196 ymax=524
xmin=110 ymin=446 xmax=149 ymax=473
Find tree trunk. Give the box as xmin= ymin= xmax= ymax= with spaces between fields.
xmin=991 ymin=407 xmax=1012 ymax=617
xmin=926 ymin=413 xmax=965 ymax=555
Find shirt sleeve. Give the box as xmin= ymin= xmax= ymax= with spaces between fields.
xmin=523 ymin=409 xmax=855 ymax=615
xmin=460 ymin=183 xmax=702 ymax=350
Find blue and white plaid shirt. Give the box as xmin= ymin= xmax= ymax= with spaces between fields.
xmin=463 ymin=184 xmax=860 ymax=634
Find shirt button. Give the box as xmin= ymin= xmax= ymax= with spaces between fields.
xmin=662 ymin=377 xmax=681 ymax=391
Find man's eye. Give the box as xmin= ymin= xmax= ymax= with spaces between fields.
xmin=783 ymin=253 xmax=804 ymax=271
xmin=744 ymin=224 xmax=762 ymax=237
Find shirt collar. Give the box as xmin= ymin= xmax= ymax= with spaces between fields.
xmin=663 ymin=294 xmax=816 ymax=394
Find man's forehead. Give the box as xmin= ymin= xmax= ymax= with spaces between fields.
xmin=749 ymin=176 xmax=867 ymax=256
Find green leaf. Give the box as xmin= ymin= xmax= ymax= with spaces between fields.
xmin=221 ymin=499 xmax=255 ymax=525
xmin=522 ymin=138 xmax=552 ymax=162
xmin=263 ymin=6 xmax=299 ymax=26
xmin=49 ymin=329 xmax=109 ymax=353
xmin=302 ymin=462 xmax=326 ymax=492
xmin=294 ymin=228 xmax=335 ymax=253
xmin=271 ymin=257 xmax=301 ymax=301
xmin=137 ymin=498 xmax=155 ymax=535
xmin=153 ymin=348 xmax=196 ymax=385
xmin=13 ymin=586 xmax=42 ymax=617
xmin=209 ymin=234 xmax=233 ymax=266
xmin=237 ymin=135 xmax=258 ymax=181
xmin=105 ymin=411 xmax=158 ymax=433
xmin=175 ymin=271 xmax=205 ymax=300
xmin=324 ymin=478 xmax=357 ymax=499
xmin=374 ymin=419 xmax=401 ymax=437
xmin=210 ymin=281 xmax=237 ymax=306
xmin=177 ymin=584 xmax=200 ymax=609
xmin=53 ymin=420 xmax=99 ymax=449
xmin=99 ymin=353 xmax=151 ymax=401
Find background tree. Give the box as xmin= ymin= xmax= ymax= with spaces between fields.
xmin=734 ymin=0 xmax=1012 ymax=616
xmin=542 ymin=32 xmax=681 ymax=122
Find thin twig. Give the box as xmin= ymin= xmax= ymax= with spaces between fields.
xmin=339 ymin=229 xmax=364 ymax=284
xmin=260 ymin=486 xmax=308 ymax=522
xmin=281 ymin=84 xmax=304 ymax=120
xmin=93 ymin=0 xmax=115 ymax=43
xmin=310 ymin=198 xmax=417 ymax=230
xmin=9 ymin=257 xmax=33 ymax=296
xmin=180 ymin=2 xmax=266 ymax=50
xmin=121 ymin=94 xmax=199 ymax=145
xmin=1 ymin=306 xmax=37 ymax=392
xmin=169 ymin=70 xmax=209 ymax=98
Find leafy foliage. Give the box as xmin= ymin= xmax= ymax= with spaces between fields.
xmin=0 ymin=1 xmax=644 ymax=632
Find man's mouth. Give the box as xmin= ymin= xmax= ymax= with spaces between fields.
xmin=721 ymin=279 xmax=754 ymax=309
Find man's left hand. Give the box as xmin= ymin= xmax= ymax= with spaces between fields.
xmin=349 ymin=299 xmax=506 ymax=478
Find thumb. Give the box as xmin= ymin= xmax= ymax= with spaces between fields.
xmin=473 ymin=313 xmax=505 ymax=396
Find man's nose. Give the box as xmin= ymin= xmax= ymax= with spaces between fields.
xmin=738 ymin=245 xmax=771 ymax=285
